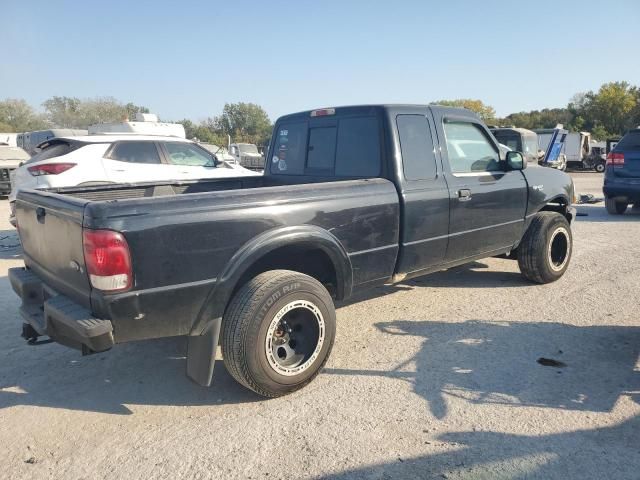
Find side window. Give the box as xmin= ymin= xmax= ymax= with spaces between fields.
xmin=270 ymin=122 xmax=307 ymax=175
xmin=164 ymin=142 xmax=215 ymax=166
xmin=397 ymin=115 xmax=438 ymax=180
xmin=443 ymin=122 xmax=500 ymax=173
xmin=335 ymin=116 xmax=380 ymax=177
xmin=109 ymin=142 xmax=161 ymax=164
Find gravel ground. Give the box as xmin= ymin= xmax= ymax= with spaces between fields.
xmin=0 ymin=172 xmax=638 ymax=479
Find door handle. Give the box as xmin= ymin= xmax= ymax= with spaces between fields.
xmin=458 ymin=189 xmax=472 ymax=201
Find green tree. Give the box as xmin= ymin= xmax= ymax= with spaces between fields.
xmin=431 ymin=99 xmax=496 ymax=123
xmin=579 ymin=82 xmax=637 ymax=138
xmin=215 ymin=102 xmax=272 ymax=145
xmin=502 ymin=108 xmax=574 ymax=130
xmin=41 ymin=96 xmax=82 ymax=128
xmin=0 ymin=98 xmax=48 ymax=131
xmin=43 ymin=96 xmax=151 ymax=129
xmin=0 ymin=121 xmax=14 ymax=132
xmin=124 ymin=102 xmax=150 ymax=120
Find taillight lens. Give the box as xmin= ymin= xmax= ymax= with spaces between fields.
xmin=83 ymin=229 xmax=132 ymax=292
xmin=606 ymin=152 xmax=625 ymax=166
xmin=28 ymin=163 xmax=76 ymax=176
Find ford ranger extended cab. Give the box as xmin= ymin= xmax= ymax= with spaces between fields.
xmin=9 ymin=105 xmax=576 ymax=397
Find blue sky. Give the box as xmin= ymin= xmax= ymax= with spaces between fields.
xmin=1 ymin=0 xmax=638 ymax=122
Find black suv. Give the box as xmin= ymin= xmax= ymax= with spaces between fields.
xmin=603 ymin=128 xmax=640 ymax=214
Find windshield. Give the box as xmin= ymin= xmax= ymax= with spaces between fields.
xmin=165 ymin=142 xmax=217 ymax=167
xmin=239 ymin=144 xmax=259 ymax=154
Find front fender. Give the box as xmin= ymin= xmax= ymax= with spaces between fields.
xmin=190 ymin=225 xmax=352 ymax=336
xmin=523 ymin=167 xmax=574 ymax=216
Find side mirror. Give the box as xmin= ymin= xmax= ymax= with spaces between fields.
xmin=506 ymin=151 xmax=526 ymax=170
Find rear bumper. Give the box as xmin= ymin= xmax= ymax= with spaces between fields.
xmin=603 ymin=177 xmax=640 ymax=202
xmin=9 ymin=267 xmax=114 ymax=352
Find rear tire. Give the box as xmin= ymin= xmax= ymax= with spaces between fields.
xmin=222 ymin=270 xmax=336 ymax=397
xmin=595 ymin=162 xmax=605 ymax=173
xmin=518 ymin=212 xmax=572 ymax=284
xmin=605 ymin=197 xmax=627 ymax=215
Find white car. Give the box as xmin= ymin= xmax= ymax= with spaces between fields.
xmin=9 ymin=134 xmax=259 ymax=225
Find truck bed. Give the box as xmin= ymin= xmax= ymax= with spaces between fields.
xmin=15 ymin=175 xmax=400 ymax=343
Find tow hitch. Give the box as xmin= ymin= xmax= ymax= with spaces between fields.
xmin=21 ymin=323 xmax=53 ymax=346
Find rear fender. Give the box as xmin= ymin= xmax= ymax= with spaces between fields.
xmin=192 ymin=225 xmax=352 ymax=336
xmin=186 ymin=225 xmax=352 ymax=386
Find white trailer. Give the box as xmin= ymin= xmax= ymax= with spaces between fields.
xmin=0 ymin=133 xmax=17 ymax=147
xmin=535 ymin=129 xmax=592 ymax=169
xmin=88 ymin=113 xmax=185 ymax=138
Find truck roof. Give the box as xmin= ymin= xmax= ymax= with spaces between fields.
xmin=275 ymin=104 xmax=479 ymax=122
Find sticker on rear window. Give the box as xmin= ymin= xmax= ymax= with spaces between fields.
xmin=278 ymin=159 xmax=287 ymax=171
xmin=272 ymin=155 xmax=279 ymax=164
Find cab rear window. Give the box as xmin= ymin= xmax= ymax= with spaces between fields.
xmin=270 ymin=115 xmax=381 ymax=177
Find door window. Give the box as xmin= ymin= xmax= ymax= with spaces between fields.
xmin=109 ymin=142 xmax=161 ymax=164
xmin=444 ymin=122 xmax=501 ymax=173
xmin=164 ymin=142 xmax=215 ymax=166
xmin=397 ymin=115 xmax=438 ymax=180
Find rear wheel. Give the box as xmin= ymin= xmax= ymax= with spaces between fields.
xmin=222 ymin=270 xmax=336 ymax=397
xmin=605 ymin=197 xmax=627 ymax=215
xmin=518 ymin=212 xmax=572 ymax=284
xmin=595 ymin=162 xmax=605 ymax=173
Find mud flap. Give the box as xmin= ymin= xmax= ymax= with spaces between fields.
xmin=186 ymin=317 xmax=222 ymax=386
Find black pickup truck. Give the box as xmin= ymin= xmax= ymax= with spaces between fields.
xmin=9 ymin=105 xmax=576 ymax=397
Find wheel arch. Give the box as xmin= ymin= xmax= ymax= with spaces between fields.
xmin=190 ymin=225 xmax=352 ymax=336
xmin=536 ymin=194 xmax=573 ymax=223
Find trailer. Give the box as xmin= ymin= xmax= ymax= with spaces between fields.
xmin=19 ymin=129 xmax=88 ymax=155
xmin=534 ymin=129 xmax=597 ymax=170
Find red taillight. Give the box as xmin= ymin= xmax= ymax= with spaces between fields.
xmin=606 ymin=152 xmax=625 ymax=166
xmin=28 ymin=163 xmax=76 ymax=176
xmin=82 ymin=229 xmax=132 ymax=292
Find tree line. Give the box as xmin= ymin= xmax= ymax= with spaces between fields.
xmin=1 ymin=81 xmax=638 ymax=145
xmin=435 ymin=81 xmax=640 ymax=140
xmin=0 ymin=96 xmax=272 ymax=147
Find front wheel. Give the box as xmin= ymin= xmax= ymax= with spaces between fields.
xmin=595 ymin=162 xmax=605 ymax=173
xmin=518 ymin=212 xmax=572 ymax=283
xmin=222 ymin=270 xmax=336 ymax=397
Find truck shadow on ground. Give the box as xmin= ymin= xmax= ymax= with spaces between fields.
xmin=325 ymin=319 xmax=640 ymax=419
xmin=575 ymin=203 xmax=640 ymax=222
xmin=0 ymin=228 xmax=21 ymax=260
xmin=0 ymin=336 xmax=263 ymax=414
xmin=315 ymin=413 xmax=640 ymax=479
xmin=318 ymin=319 xmax=639 ymax=478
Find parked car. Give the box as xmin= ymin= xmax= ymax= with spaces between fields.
xmin=9 ymin=105 xmax=575 ymax=397
xmin=603 ymin=127 xmax=640 ymax=214
xmin=199 ymin=143 xmax=235 ymax=163
xmin=0 ymin=145 xmax=30 ymax=195
xmin=8 ymin=135 xmax=259 ymax=226
xmin=229 ymin=143 xmax=264 ymax=170
xmin=490 ymin=127 xmax=541 ymax=166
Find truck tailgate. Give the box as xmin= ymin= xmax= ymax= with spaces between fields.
xmin=16 ymin=190 xmax=92 ymax=307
